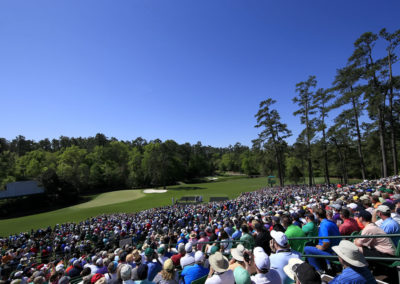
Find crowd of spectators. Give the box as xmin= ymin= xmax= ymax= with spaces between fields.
xmin=2 ymin=176 xmax=400 ymax=284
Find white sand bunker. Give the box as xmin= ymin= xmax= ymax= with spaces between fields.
xmin=207 ymin=177 xmax=219 ymax=181
xmin=143 ymin=189 xmax=168 ymax=193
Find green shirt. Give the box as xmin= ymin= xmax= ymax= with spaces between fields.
xmin=302 ymin=221 xmax=318 ymax=237
xmin=285 ymin=225 xmax=306 ymax=253
xmin=240 ymin=233 xmax=255 ymax=250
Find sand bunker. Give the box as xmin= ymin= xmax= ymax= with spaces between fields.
xmin=143 ymin=189 xmax=168 ymax=193
xmin=207 ymin=177 xmax=219 ymax=181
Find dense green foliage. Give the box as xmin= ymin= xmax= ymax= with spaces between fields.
xmin=255 ymin=28 xmax=400 ymax=185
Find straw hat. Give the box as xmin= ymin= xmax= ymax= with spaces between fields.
xmin=283 ymin=258 xmax=303 ymax=280
xmin=332 ymin=240 xmax=367 ymax=267
xmin=230 ymin=244 xmax=245 ymax=262
xmin=209 ymin=252 xmax=229 ymax=273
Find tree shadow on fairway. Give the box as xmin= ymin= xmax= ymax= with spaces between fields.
xmin=169 ymin=186 xmax=206 ymax=191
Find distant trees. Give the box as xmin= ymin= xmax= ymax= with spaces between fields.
xmin=0 ymin=134 xmax=226 ymax=192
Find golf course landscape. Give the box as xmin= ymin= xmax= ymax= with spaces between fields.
xmin=0 ymin=176 xmax=361 ymax=237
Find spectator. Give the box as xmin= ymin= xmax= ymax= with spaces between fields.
xmin=283 ymin=258 xmax=321 ymax=284
xmin=170 ymin=244 xmax=184 ymax=267
xmin=339 ymin=208 xmax=360 ymax=236
xmin=205 ymin=252 xmax=234 ymax=284
xmin=302 ymin=213 xmax=318 ymax=242
xmin=249 ymin=247 xmax=281 ymax=284
xmin=153 ymin=259 xmax=178 ymax=284
xmin=254 ymin=223 xmax=272 ymax=255
xmin=143 ymin=248 xmax=162 ymax=282
xmin=197 ymin=232 xmax=209 ymax=251
xmin=303 ymin=209 xmax=340 ymax=273
xmin=180 ymin=243 xmax=195 ymax=269
xmin=120 ymin=265 xmax=134 ymax=284
xmin=374 ymin=205 xmax=400 ymax=245
xmin=329 ymin=240 xmax=376 ymax=284
xmin=282 ymin=216 xmax=306 ymax=253
xmin=233 ymin=266 xmax=251 ymax=284
xmin=180 ymin=251 xmax=209 ymax=284
xmin=240 ymin=225 xmax=255 ymax=250
xmin=105 ymin=262 xmax=119 ymax=284
xmin=134 ymin=264 xmax=155 ymax=284
xmin=269 ymin=230 xmax=301 ymax=284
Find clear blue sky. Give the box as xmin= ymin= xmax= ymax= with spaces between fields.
xmin=1 ymin=0 xmax=399 ymax=147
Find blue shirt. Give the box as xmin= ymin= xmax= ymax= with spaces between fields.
xmin=181 ymin=264 xmax=209 ymax=284
xmin=232 ymin=229 xmax=242 ymax=240
xmin=329 ymin=266 xmax=376 ymax=284
xmin=144 ymin=261 xmax=162 ymax=282
xmin=318 ymin=219 xmax=340 ymax=251
xmin=270 ymin=250 xmax=301 ymax=284
xmin=380 ymin=217 xmax=400 ymax=246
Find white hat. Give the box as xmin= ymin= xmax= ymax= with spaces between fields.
xmin=270 ymin=230 xmax=289 ymax=247
xmin=120 ymin=264 xmax=132 ymax=281
xmin=348 ymin=203 xmax=358 ymax=210
xmin=96 ymin=258 xmax=103 ymax=266
xmin=230 ymin=244 xmax=245 ymax=262
xmin=55 ymin=264 xmax=64 ymax=273
xmin=332 ymin=240 xmax=367 ymax=267
xmin=185 ymin=242 xmax=193 ymax=253
xmin=376 ymin=205 xmax=391 ymax=213
xmin=253 ymin=247 xmax=270 ymax=270
xmin=283 ymin=258 xmax=304 ymax=280
xmin=194 ymin=251 xmax=205 ymax=263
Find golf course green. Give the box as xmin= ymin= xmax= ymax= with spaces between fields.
xmin=0 ymin=176 xmax=268 ymax=236
xmin=0 ymin=176 xmax=360 ymax=236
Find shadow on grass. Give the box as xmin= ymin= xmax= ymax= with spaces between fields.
xmin=168 ymin=186 xmax=206 ymax=191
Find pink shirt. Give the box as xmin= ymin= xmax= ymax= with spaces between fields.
xmin=357 ymin=223 xmax=395 ymax=255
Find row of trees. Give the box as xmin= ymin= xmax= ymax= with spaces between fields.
xmin=0 ymin=134 xmax=263 ymax=193
xmin=255 ymin=28 xmax=400 ymax=186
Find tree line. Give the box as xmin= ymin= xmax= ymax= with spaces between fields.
xmin=0 ymin=134 xmax=262 ymax=195
xmin=255 ymin=28 xmax=400 ymax=186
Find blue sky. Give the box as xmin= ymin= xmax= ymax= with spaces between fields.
xmin=1 ymin=0 xmax=399 ymax=147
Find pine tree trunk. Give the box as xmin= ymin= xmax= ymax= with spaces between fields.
xmin=378 ymin=106 xmax=388 ymax=177
xmin=322 ymin=127 xmax=330 ymax=184
xmin=388 ymin=52 xmax=398 ymax=175
xmin=351 ymin=96 xmax=366 ymax=180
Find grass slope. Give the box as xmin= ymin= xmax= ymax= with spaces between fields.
xmin=0 ymin=177 xmax=268 ymax=236
xmin=0 ymin=176 xmax=361 ymax=236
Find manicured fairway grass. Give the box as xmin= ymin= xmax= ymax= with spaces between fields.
xmin=0 ymin=176 xmax=361 ymax=236
xmin=0 ymin=177 xmax=268 ymax=236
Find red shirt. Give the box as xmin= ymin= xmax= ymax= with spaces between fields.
xmin=171 ymin=253 xmax=183 ymax=266
xmin=339 ymin=218 xmax=360 ymax=235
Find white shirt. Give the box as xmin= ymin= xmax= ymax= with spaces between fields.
xmin=180 ymin=253 xmax=195 ymax=268
xmin=205 ymin=270 xmax=235 ymax=284
xmin=251 ymin=269 xmax=281 ymax=284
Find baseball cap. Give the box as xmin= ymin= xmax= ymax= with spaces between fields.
xmin=253 ymin=247 xmax=270 ymax=270
xmin=270 ymin=230 xmax=289 ymax=247
xmin=376 ymin=205 xmax=391 ymax=213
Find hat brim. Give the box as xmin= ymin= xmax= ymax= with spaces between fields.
xmin=209 ymin=254 xmax=229 ymax=273
xmin=332 ymin=246 xmax=367 ymax=267
xmin=283 ymin=258 xmax=303 ymax=280
xmin=231 ymin=248 xmax=244 ymax=262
